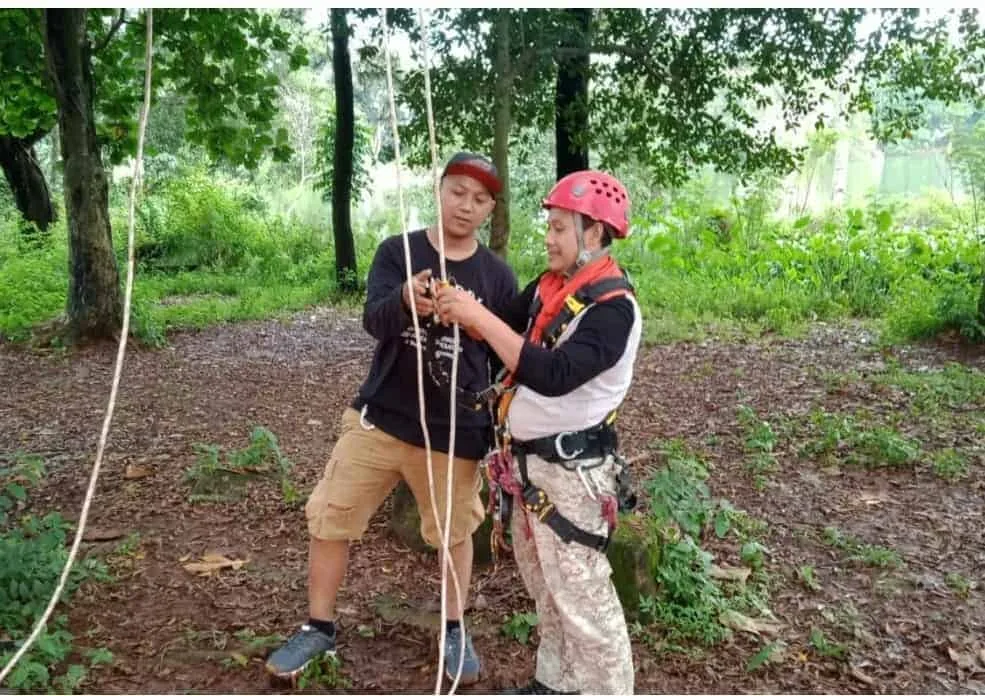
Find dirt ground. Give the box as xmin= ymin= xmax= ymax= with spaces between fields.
xmin=2 ymin=307 xmax=984 ymax=694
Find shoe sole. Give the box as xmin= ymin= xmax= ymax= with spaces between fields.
xmin=445 ymin=668 xmax=481 ymax=686
xmin=265 ymin=648 xmax=337 ymax=680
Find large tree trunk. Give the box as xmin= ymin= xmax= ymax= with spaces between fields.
xmin=489 ymin=10 xmax=512 ymax=259
xmin=44 ymin=9 xmax=122 ymax=342
xmin=0 ymin=134 xmax=56 ymax=235
xmin=554 ymin=9 xmax=592 ymax=180
xmin=331 ymin=8 xmax=358 ymax=293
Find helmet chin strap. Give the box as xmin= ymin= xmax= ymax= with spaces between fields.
xmin=564 ymin=214 xmax=609 ymax=278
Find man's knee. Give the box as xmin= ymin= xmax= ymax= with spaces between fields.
xmin=412 ymin=457 xmax=485 ymax=548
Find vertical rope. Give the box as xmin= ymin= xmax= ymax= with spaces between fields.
xmin=417 ymin=8 xmax=466 ymax=694
xmin=379 ymin=10 xmax=464 ymax=696
xmin=0 ymin=8 xmax=153 ymax=686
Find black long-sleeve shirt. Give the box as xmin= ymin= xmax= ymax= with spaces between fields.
xmin=353 ymin=230 xmax=518 ymax=459
xmin=499 ymin=277 xmax=635 ymax=397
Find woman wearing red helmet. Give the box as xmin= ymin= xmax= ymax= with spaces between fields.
xmin=436 ymin=170 xmax=641 ymax=695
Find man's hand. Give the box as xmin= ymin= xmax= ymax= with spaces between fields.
xmin=435 ymin=283 xmax=486 ymax=333
xmin=402 ymin=268 xmax=435 ymax=318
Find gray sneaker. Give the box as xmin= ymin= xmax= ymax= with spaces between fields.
xmin=265 ymin=624 xmax=336 ymax=678
xmin=444 ymin=624 xmax=480 ymax=685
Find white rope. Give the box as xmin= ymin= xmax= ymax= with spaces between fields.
xmin=0 ymin=8 xmax=153 ymax=686
xmin=417 ymin=8 xmax=467 ymax=694
xmin=380 ymin=10 xmax=464 ymax=696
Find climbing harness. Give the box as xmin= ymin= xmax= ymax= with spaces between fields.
xmin=482 ymin=272 xmax=640 ymax=559
xmin=0 ymin=9 xmax=154 ymax=687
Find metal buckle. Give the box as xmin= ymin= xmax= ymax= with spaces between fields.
xmin=555 ymin=432 xmax=584 ymax=460
xmin=522 ymin=486 xmax=548 ymax=513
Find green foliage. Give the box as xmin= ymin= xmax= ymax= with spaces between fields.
xmin=873 ymin=360 xmax=985 ymax=414
xmin=809 ymin=627 xmax=848 ymax=661
xmin=134 ymin=169 xmax=324 ymax=276
xmin=798 ymin=565 xmax=821 ymax=591
xmin=737 ymin=405 xmax=779 ymax=488
xmin=746 ymin=641 xmax=783 ymax=672
xmin=502 ymin=612 xmax=539 ymax=645
xmin=297 ymin=653 xmax=351 ymax=690
xmin=3 ymin=164 xmax=984 ymax=348
xmin=183 ymin=426 xmax=295 ymax=504
xmin=946 ymin=572 xmax=972 ymax=599
xmin=821 ymin=526 xmax=903 ymax=569
xmin=797 ymin=408 xmax=922 ymax=469
xmin=0 ymin=10 xmax=55 ymax=140
xmin=932 ymin=448 xmax=969 ymax=481
xmin=394 ymin=9 xmax=983 ymax=191
xmin=624 ymin=184 xmax=984 ymax=342
xmin=315 ymin=108 xmax=375 ymax=204
xmin=638 ymin=440 xmax=773 ymax=647
xmin=0 ymin=9 xmax=306 ymax=169
xmin=0 ymin=452 xmax=111 ymax=694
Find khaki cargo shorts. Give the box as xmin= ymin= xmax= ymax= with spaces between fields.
xmin=305 ymin=407 xmax=485 ymax=548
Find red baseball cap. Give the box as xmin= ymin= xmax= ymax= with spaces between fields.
xmin=441 ymin=151 xmax=502 ymax=196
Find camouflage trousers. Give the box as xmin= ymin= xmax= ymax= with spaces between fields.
xmin=511 ymin=452 xmax=635 ymax=695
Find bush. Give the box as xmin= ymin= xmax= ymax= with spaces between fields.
xmin=1 ymin=452 xmax=110 ymax=693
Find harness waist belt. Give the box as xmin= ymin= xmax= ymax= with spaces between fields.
xmin=511 ymin=424 xmax=617 ymax=464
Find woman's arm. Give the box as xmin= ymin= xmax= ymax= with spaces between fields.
xmin=436 ymin=285 xmax=634 ymax=395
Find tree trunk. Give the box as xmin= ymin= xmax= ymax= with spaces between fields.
xmin=830 ymin=132 xmax=850 ymax=207
xmin=0 ymin=134 xmax=56 ymax=235
xmin=331 ymin=8 xmax=358 ymax=293
xmin=489 ymin=10 xmax=512 ymax=259
xmin=44 ymin=9 xmax=122 ymax=343
xmin=554 ymin=9 xmax=592 ymax=180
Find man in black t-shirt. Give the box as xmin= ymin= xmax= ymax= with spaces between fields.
xmin=266 ymin=153 xmax=517 ymax=687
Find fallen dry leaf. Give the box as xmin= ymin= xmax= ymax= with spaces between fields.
xmin=227 ymin=652 xmax=248 ymax=667
xmin=720 ymin=609 xmax=782 ymax=637
xmin=182 ymin=552 xmax=248 ymax=576
xmin=710 ymin=564 xmax=752 ymax=584
xmin=948 ymin=646 xmax=979 ymax=670
xmin=850 ymin=665 xmax=876 ymax=686
xmin=83 ymin=527 xmax=125 ymax=542
xmin=124 ymin=464 xmax=154 ymax=480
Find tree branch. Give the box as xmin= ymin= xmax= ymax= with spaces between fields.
xmin=93 ymin=9 xmax=126 ymax=54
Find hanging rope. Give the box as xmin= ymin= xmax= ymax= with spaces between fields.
xmin=418 ymin=7 xmax=468 ymax=694
xmin=0 ymin=9 xmax=153 ymax=686
xmin=380 ymin=9 xmax=465 ymax=696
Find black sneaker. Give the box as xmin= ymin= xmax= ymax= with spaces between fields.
xmin=502 ymin=678 xmax=578 ymax=694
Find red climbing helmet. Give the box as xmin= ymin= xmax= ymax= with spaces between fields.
xmin=542 ymin=170 xmax=631 ymax=238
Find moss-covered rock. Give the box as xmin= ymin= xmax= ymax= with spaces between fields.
xmin=606 ymin=515 xmax=660 ymax=620
xmin=388 ymin=480 xmax=495 ymax=566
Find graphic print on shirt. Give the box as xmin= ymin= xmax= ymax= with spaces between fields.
xmin=399 ymin=284 xmax=485 ymax=396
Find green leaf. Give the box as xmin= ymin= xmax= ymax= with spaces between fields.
xmin=87 ymin=647 xmax=114 ymax=666
xmin=55 ymin=663 xmax=87 ymax=692
xmin=713 ymin=509 xmax=731 ymax=538
xmin=740 ymin=541 xmax=765 ymax=569
xmin=875 ymin=209 xmax=893 ymax=232
xmin=746 ymin=641 xmax=781 ymax=671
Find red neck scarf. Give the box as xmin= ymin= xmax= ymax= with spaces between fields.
xmin=528 ymin=254 xmax=628 ymax=345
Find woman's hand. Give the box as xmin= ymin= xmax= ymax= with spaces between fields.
xmin=438 ymin=282 xmax=524 ymax=371
xmin=435 ymin=283 xmax=486 ymax=333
